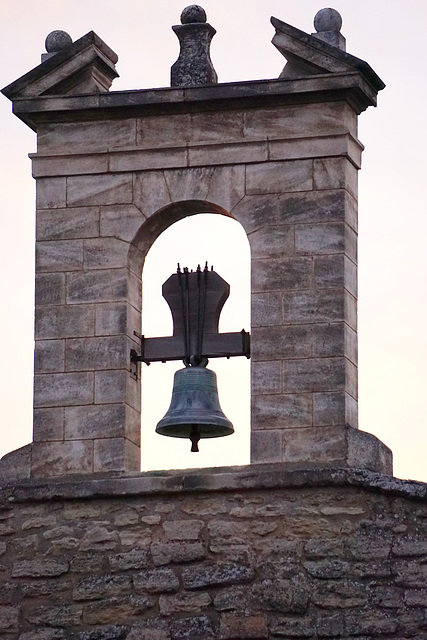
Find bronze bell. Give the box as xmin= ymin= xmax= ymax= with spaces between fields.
xmin=156 ymin=366 xmax=234 ymax=452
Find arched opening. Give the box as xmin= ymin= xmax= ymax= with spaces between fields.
xmin=140 ymin=212 xmax=250 ymax=471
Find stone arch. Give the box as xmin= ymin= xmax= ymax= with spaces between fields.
xmin=127 ymin=199 xmax=251 ymax=469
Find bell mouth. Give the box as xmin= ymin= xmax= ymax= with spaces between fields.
xmin=156 ymin=421 xmax=234 ymax=439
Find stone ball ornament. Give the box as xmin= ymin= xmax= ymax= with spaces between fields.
xmin=180 ymin=5 xmax=207 ymax=24
xmin=313 ymin=8 xmax=342 ymax=32
xmin=45 ymin=30 xmax=73 ymax=53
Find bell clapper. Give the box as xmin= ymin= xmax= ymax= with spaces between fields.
xmin=190 ymin=425 xmax=201 ymax=452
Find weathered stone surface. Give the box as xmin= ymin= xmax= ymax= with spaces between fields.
xmin=314 ymin=157 xmax=358 ymax=197
xmin=64 ymin=404 xmax=138 ymax=443
xmin=66 ymin=269 xmax=128 ymax=304
xmin=36 ymin=177 xmax=66 ymax=209
xmin=159 ymin=592 xmax=211 ymax=616
xmin=243 ymin=103 xmax=357 ymax=140
xmin=109 ymin=550 xmax=150 ymax=572
xmin=251 ymin=292 xmax=282 ymax=327
xmin=35 ymin=273 xmax=66 ymax=306
xmin=93 ymin=438 xmax=140 ymax=472
xmin=32 ymin=440 xmax=93 ymax=476
xmin=0 ymin=605 xmax=19 ymax=632
xmin=94 ymin=370 xmax=140 ymax=410
xmin=37 ymin=119 xmax=136 ymax=154
xmin=282 ymin=290 xmax=345 ymax=324
xmin=252 ymin=325 xmax=312 ymax=361
xmin=151 ymin=542 xmax=205 ymax=566
xmin=248 ymin=224 xmax=294 ymax=259
xmin=252 ymin=394 xmax=312 ymax=429
xmin=36 ymin=305 xmax=95 ymax=339
xmin=219 ymin=613 xmax=268 ymax=638
xmin=65 ymin=335 xmax=128 ymax=371
xmin=73 ymin=575 xmax=132 ymax=601
xmin=36 ymin=240 xmax=83 ymax=272
xmin=26 ymin=604 xmax=83 ymax=626
xmin=250 ymin=429 xmax=282 ymax=463
xmin=34 ymin=372 xmax=93 ymax=407
xmin=19 ymin=629 xmax=66 ymax=640
xmin=134 ymin=569 xmax=179 ymax=594
xmin=67 ymin=174 xmax=132 ymax=207
xmin=78 ymin=625 xmax=129 ymax=640
xmin=163 ymin=520 xmax=204 ymax=541
xmin=252 ymin=361 xmax=281 ymax=395
xmin=12 ymin=559 xmax=69 ymax=578
xmin=182 ymin=562 xmax=253 ymax=590
xmin=34 ymin=340 xmax=65 ymax=373
xmin=246 ymin=160 xmax=312 ymax=195
xmin=100 ymin=204 xmax=145 ymax=242
xmin=282 ymin=357 xmax=345 ymax=393
xmin=127 ymin=619 xmax=170 ymax=640
xmin=169 ymin=615 xmax=216 ymax=640
xmin=36 ymin=207 xmax=100 ymax=241
xmin=84 ymin=237 xmax=129 ymax=270
xmin=252 ymin=256 xmax=313 ymax=292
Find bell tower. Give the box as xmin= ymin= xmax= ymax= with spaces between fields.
xmin=0 ymin=6 xmax=392 ymax=479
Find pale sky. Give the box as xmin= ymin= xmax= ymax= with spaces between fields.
xmin=0 ymin=0 xmax=426 ymax=482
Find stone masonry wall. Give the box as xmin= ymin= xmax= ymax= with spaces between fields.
xmin=26 ymin=96 xmax=378 ymax=477
xmin=1 ymin=467 xmax=426 ymax=639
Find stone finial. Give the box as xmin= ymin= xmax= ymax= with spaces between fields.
xmin=171 ymin=5 xmax=218 ymax=87
xmin=42 ymin=30 xmax=73 ymax=63
xmin=312 ymin=8 xmax=346 ymax=51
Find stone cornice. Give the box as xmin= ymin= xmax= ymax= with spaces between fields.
xmin=7 ymin=72 xmax=378 ymax=132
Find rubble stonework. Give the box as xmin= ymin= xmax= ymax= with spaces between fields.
xmin=0 ymin=467 xmax=426 ymax=638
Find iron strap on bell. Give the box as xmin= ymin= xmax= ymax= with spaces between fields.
xmin=131 ymin=263 xmax=250 ymax=452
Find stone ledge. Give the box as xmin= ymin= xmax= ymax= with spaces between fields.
xmin=30 ymin=134 xmax=363 ymax=178
xmin=2 ymin=464 xmax=426 ymax=505
xmin=10 ymin=72 xmax=378 ymax=131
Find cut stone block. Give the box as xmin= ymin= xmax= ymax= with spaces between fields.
xmin=84 ymin=237 xmax=129 ymax=270
xmin=246 ymin=160 xmax=313 ymax=195
xmin=243 ymin=103 xmax=357 ymax=140
xmin=252 ymin=361 xmax=281 ymax=395
xmin=282 ymin=290 xmax=345 ymax=324
xmin=65 ymin=335 xmax=129 ymax=371
xmin=35 ymin=273 xmax=66 ymax=306
xmin=295 ymin=222 xmax=345 ymax=254
xmin=67 ymin=174 xmax=133 ymax=207
xmin=37 ymin=119 xmax=137 ymax=153
xmin=248 ymin=224 xmax=294 ymax=259
xmin=251 ymin=292 xmax=283 ymax=328
xmin=251 ymin=325 xmax=312 ymax=361
xmin=313 ymin=391 xmax=358 ymax=428
xmin=282 ymin=357 xmax=346 ymax=394
xmin=35 ymin=304 xmax=95 ymax=339
xmin=66 ymin=269 xmax=128 ymax=304
xmin=34 ymin=372 xmax=94 ymax=407
xmin=36 ymin=177 xmax=66 ymax=209
xmin=313 ymin=157 xmax=357 ymax=199
xmin=32 ymin=440 xmax=94 ymax=477
xmin=65 ymin=403 xmax=140 ymax=445
xmin=280 ymin=425 xmax=392 ymax=474
xmin=100 ymin=204 xmax=145 ymax=242
xmin=93 ymin=437 xmax=140 ymax=472
xmin=33 ymin=407 xmax=65 ymax=441
xmin=314 ymin=254 xmax=357 ymax=296
xmin=188 ymin=140 xmax=268 ymax=167
xmin=34 ymin=339 xmax=65 ymax=373
xmin=36 ymin=240 xmax=83 ymax=272
xmin=252 ymin=257 xmax=313 ymax=292
xmin=252 ymin=393 xmax=313 ymax=429
xmin=250 ymin=429 xmax=282 ymax=463
xmin=94 ymin=370 xmax=141 ymax=412
xmin=233 ymin=190 xmax=355 ymax=235
xmin=36 ymin=206 xmax=100 ymax=240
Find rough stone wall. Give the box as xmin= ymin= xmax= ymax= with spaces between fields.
xmin=1 ymin=468 xmax=426 ymax=639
